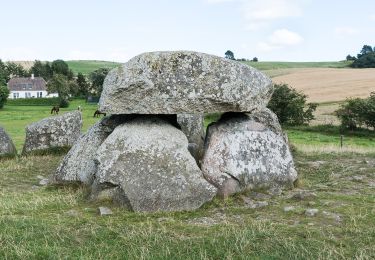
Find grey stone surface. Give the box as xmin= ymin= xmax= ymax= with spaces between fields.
xmin=201 ymin=109 xmax=297 ymax=197
xmin=305 ymin=208 xmax=319 ymax=217
xmin=23 ymin=111 xmax=82 ymax=154
xmin=98 ymin=207 xmax=113 ymax=216
xmin=177 ymin=113 xmax=205 ymax=162
xmin=0 ymin=126 xmax=17 ymax=156
xmin=99 ymin=51 xmax=272 ymax=114
xmin=53 ymin=116 xmax=127 ymax=185
xmin=93 ymin=117 xmax=217 ymax=212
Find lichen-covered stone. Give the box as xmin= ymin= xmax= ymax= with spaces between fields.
xmin=94 ymin=117 xmax=217 ymax=212
xmin=99 ymin=51 xmax=272 ymax=114
xmin=177 ymin=114 xmax=205 ymax=162
xmin=201 ymin=109 xmax=297 ymax=197
xmin=54 ymin=117 xmax=118 ymax=184
xmin=23 ymin=111 xmax=82 ymax=154
xmin=0 ymin=126 xmax=17 ymax=157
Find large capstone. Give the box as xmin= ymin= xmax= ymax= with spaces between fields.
xmin=177 ymin=113 xmax=205 ymax=163
xmin=0 ymin=127 xmax=17 ymax=157
xmin=23 ymin=111 xmax=82 ymax=154
xmin=93 ymin=116 xmax=217 ymax=212
xmin=201 ymin=109 xmax=297 ymax=197
xmin=99 ymin=51 xmax=272 ymax=114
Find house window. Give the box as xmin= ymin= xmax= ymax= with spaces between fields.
xmin=27 ymin=84 xmax=33 ymax=90
xmin=25 ymin=92 xmax=31 ymax=98
xmin=13 ymin=92 xmax=19 ymax=99
xmin=37 ymin=92 xmax=43 ymax=98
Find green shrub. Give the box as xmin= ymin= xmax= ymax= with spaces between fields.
xmin=336 ymin=93 xmax=375 ymax=130
xmin=0 ymin=86 xmax=9 ymax=109
xmin=58 ymin=98 xmax=69 ymax=108
xmin=267 ymin=83 xmax=317 ymax=126
xmin=6 ymin=97 xmax=61 ymax=106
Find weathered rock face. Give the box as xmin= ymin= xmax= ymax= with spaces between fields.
xmin=94 ymin=117 xmax=217 ymax=212
xmin=0 ymin=127 xmax=17 ymax=157
xmin=201 ymin=109 xmax=297 ymax=197
xmin=177 ymin=114 xmax=205 ymax=162
xmin=99 ymin=51 xmax=273 ymax=114
xmin=54 ymin=116 xmax=120 ymax=184
xmin=23 ymin=111 xmax=82 ymax=154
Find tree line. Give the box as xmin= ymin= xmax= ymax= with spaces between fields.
xmin=346 ymin=45 xmax=375 ymax=68
xmin=0 ymin=59 xmax=110 ymax=108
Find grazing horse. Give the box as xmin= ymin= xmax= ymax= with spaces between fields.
xmin=51 ymin=106 xmax=60 ymax=115
xmin=93 ymin=110 xmax=106 ymax=117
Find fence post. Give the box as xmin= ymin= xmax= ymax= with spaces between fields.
xmin=340 ymin=135 xmax=343 ymax=149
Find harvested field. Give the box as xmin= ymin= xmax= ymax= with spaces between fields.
xmin=272 ymin=68 xmax=375 ymax=103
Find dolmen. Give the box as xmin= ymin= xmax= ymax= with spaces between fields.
xmin=0 ymin=126 xmax=17 ymax=158
xmin=53 ymin=51 xmax=297 ymax=212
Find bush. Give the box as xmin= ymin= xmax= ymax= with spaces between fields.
xmin=0 ymin=86 xmax=9 ymax=109
xmin=267 ymin=84 xmax=317 ymax=126
xmin=58 ymin=98 xmax=69 ymax=108
xmin=6 ymin=97 xmax=61 ymax=106
xmin=336 ymin=93 xmax=375 ymax=130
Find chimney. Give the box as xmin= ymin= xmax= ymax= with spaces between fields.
xmin=31 ymin=74 xmax=34 ymax=80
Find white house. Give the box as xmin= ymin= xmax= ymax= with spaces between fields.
xmin=7 ymin=74 xmax=58 ymax=99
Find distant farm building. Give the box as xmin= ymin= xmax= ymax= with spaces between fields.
xmin=7 ymin=74 xmax=58 ymax=99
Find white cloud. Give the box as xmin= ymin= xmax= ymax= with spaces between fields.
xmin=243 ymin=0 xmax=304 ymax=30
xmin=334 ymin=26 xmax=359 ymax=36
xmin=206 ymin=0 xmax=306 ymax=30
xmin=257 ymin=29 xmax=304 ymax=52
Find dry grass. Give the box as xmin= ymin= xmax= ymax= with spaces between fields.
xmin=272 ymin=68 xmax=375 ymax=103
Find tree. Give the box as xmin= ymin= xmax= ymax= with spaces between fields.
xmin=29 ymin=60 xmax=53 ymax=80
xmin=225 ymin=50 xmax=235 ymax=60
xmin=51 ymin=59 xmax=74 ymax=80
xmin=346 ymin=55 xmax=356 ymax=61
xmin=0 ymin=60 xmax=7 ymax=85
xmin=47 ymin=74 xmax=70 ymax=107
xmin=89 ymin=68 xmax=110 ymax=96
xmin=75 ymin=72 xmax=90 ymax=97
xmin=252 ymin=57 xmax=259 ymax=62
xmin=4 ymin=62 xmax=28 ymax=78
xmin=360 ymin=45 xmax=373 ymax=56
xmin=0 ymin=86 xmax=9 ymax=109
xmin=352 ymin=52 xmax=375 ymax=68
xmin=267 ymin=83 xmax=317 ymax=125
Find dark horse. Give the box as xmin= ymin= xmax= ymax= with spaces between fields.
xmin=51 ymin=106 xmax=60 ymax=115
xmin=93 ymin=110 xmax=106 ymax=117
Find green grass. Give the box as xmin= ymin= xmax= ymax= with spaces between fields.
xmin=0 ymin=152 xmax=374 ymax=259
xmin=66 ymin=60 xmax=120 ymax=75
xmin=0 ymin=100 xmax=101 ymax=151
xmin=243 ymin=61 xmax=352 ymax=70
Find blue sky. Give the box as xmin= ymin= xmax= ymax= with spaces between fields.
xmin=1 ymin=0 xmax=374 ymax=62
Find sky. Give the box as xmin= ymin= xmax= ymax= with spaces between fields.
xmin=0 ymin=0 xmax=374 ymax=62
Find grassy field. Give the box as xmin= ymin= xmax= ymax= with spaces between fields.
xmin=66 ymin=60 xmax=120 ymax=75
xmin=244 ymin=61 xmax=351 ymax=71
xmin=1 ymin=100 xmax=375 ymax=153
xmin=0 ymin=151 xmax=374 ymax=258
xmin=0 ymin=100 xmax=102 ymax=151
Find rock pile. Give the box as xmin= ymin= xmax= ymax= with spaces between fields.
xmin=53 ymin=51 xmax=297 ymax=212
